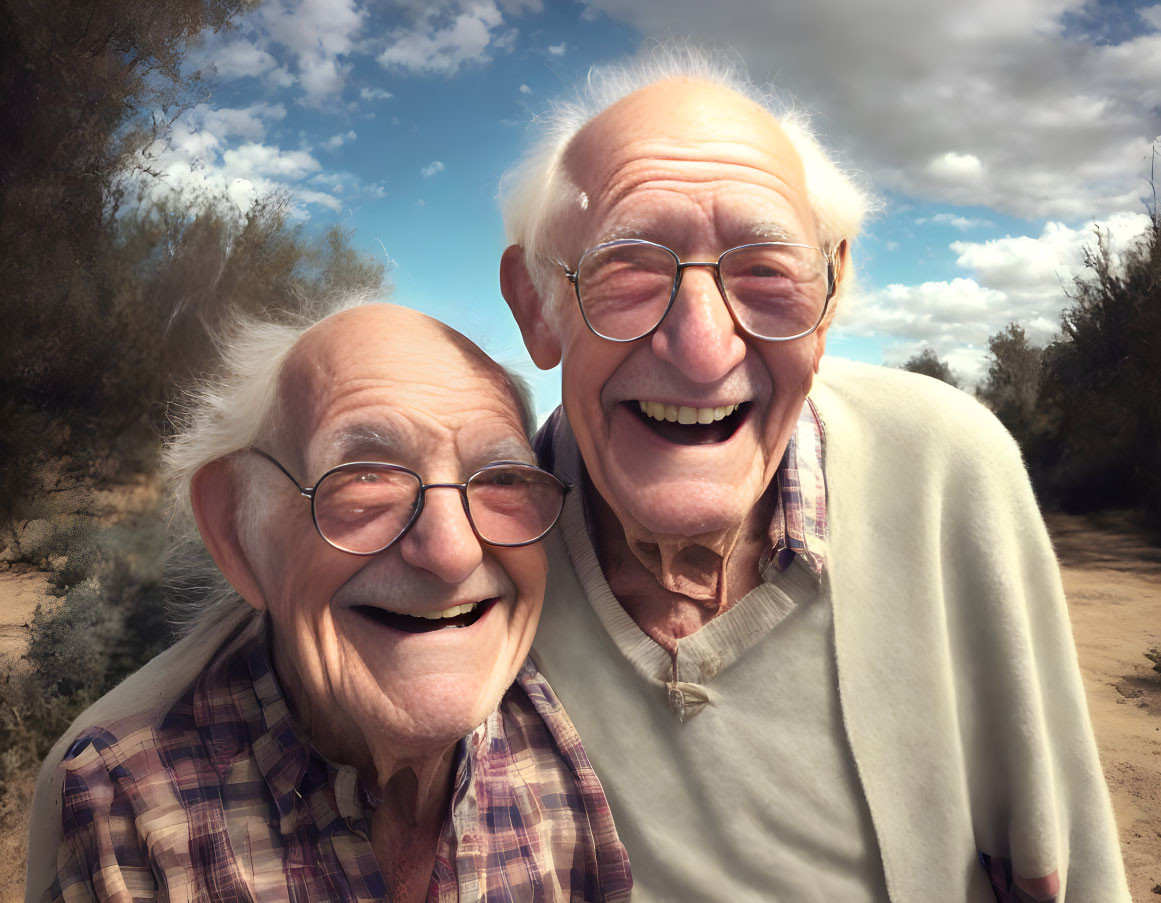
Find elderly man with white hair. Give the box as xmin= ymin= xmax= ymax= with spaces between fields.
xmin=27 ymin=303 xmax=631 ymax=902
xmin=499 ymin=50 xmax=1129 ymax=902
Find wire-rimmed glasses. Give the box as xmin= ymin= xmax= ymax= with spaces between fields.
xmin=250 ymin=449 xmax=569 ymax=555
xmin=560 ymin=239 xmax=836 ymax=343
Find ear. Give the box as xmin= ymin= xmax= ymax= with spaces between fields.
xmin=828 ymin=239 xmax=851 ymax=308
xmin=191 ymin=458 xmax=269 ymax=610
xmin=813 ymin=239 xmax=848 ymax=373
xmin=814 ymin=238 xmax=851 ymax=370
xmin=500 ymin=244 xmax=562 ymax=370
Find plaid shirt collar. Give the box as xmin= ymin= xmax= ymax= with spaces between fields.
xmin=187 ymin=616 xmax=632 ymax=900
xmin=763 ymin=395 xmax=829 ymax=578
xmin=193 ymin=619 xmax=371 ymax=836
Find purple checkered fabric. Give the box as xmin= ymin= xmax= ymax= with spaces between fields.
xmin=46 ymin=619 xmax=632 ymax=902
xmin=764 ymin=396 xmax=828 ymax=577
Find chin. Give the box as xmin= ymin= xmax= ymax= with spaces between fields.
xmin=614 ymin=476 xmax=761 ymax=540
xmin=366 ymin=674 xmax=511 ymax=751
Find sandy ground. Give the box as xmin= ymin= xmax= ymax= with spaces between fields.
xmin=0 ymin=512 xmax=1158 ymax=901
xmin=1047 ymin=513 xmax=1161 ymax=901
xmin=0 ymin=568 xmax=54 ymax=670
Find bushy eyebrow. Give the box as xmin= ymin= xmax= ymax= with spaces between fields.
xmin=326 ymin=423 xmax=408 ymax=464
xmin=469 ymin=435 xmax=536 ymax=468
xmin=592 ymin=220 xmax=802 ymax=250
xmin=322 ymin=423 xmax=535 ymax=473
xmin=747 ymin=221 xmax=799 ymax=243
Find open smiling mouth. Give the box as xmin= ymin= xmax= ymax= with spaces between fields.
xmin=628 ymin=400 xmax=750 ymax=445
xmin=353 ymin=599 xmax=495 ymax=633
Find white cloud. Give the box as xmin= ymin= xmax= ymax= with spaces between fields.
xmin=834 ymin=212 xmax=1153 ymax=381
xmin=916 ymin=213 xmax=995 ymax=231
xmin=208 ymin=40 xmax=280 ymax=80
xmin=323 ymin=129 xmax=358 ymax=150
xmin=293 ymin=188 xmax=343 ymax=212
xmin=493 ymin=27 xmax=519 ymax=51
xmin=421 ymin=160 xmax=446 ymax=177
xmin=259 ymin=0 xmax=365 ymax=105
xmin=547 ymin=41 xmax=567 ymax=56
xmin=360 ymin=87 xmax=394 ymax=102
xmin=266 ymin=66 xmax=298 ymax=88
xmin=924 ymin=152 xmax=983 ymax=187
xmin=949 ymin=212 xmax=1152 ymax=297
xmin=379 ymin=2 xmax=505 ymax=75
xmin=127 ymin=101 xmax=380 ymax=220
xmin=221 ymin=143 xmax=321 ymax=181
xmin=1141 ymin=4 xmax=1161 ymax=30
xmin=519 ymin=83 xmax=532 ymax=94
xmin=584 ymin=0 xmax=1161 ymax=220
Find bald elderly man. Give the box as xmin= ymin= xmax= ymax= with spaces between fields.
xmin=499 ymin=53 xmax=1129 ymax=901
xmin=27 ymin=304 xmax=631 ymax=902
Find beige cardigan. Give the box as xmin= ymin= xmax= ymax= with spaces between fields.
xmin=529 ymin=358 xmax=1129 ymax=902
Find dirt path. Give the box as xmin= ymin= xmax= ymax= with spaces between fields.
xmin=0 ymin=567 xmax=54 ymax=669
xmin=1050 ymin=513 xmax=1161 ymax=901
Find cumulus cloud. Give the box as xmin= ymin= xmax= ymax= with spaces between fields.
xmin=584 ymin=0 xmax=1161 ymax=220
xmin=259 ymin=0 xmax=365 ymax=105
xmin=834 ymin=211 xmax=1153 ymax=380
xmin=207 ymin=40 xmax=280 ymax=80
xmin=421 ymin=160 xmax=446 ymax=177
xmin=519 ymin=83 xmax=532 ymax=94
xmin=547 ymin=41 xmax=567 ymax=55
xmin=379 ymin=2 xmax=506 ymax=75
xmin=126 ymin=100 xmax=389 ymax=218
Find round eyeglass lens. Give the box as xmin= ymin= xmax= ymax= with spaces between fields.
xmin=314 ymin=465 xmax=421 ymax=553
xmin=466 ymin=465 xmax=565 ymax=545
xmin=577 ymin=241 xmax=677 ymax=340
xmin=719 ymin=244 xmax=829 ymax=339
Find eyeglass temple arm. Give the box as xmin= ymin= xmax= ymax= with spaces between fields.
xmin=250 ymin=448 xmax=313 ymax=498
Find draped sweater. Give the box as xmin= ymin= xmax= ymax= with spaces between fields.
xmin=530 ymin=357 xmax=1129 ymax=902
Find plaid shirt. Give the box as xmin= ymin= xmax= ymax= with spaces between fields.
xmin=46 ymin=617 xmax=632 ymax=902
xmin=764 ymin=396 xmax=828 ymax=577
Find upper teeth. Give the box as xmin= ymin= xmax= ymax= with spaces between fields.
xmin=408 ymin=601 xmax=479 ymax=620
xmin=637 ymin=401 xmax=740 ymax=424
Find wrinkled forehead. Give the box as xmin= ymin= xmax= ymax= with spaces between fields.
xmin=560 ymin=81 xmax=809 ymax=239
xmin=274 ymin=308 xmax=528 ymax=469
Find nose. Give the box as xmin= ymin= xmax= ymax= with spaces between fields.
xmin=650 ymin=265 xmax=747 ymax=383
xmin=397 ymin=486 xmax=484 ymax=584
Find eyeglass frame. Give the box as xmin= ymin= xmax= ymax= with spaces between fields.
xmin=248 ymin=448 xmax=571 ymax=556
xmin=558 ymin=238 xmax=837 ymax=344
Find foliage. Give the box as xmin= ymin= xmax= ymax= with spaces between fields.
xmin=1 ymin=0 xmax=247 ymax=521
xmin=150 ymin=195 xmax=387 ymax=397
xmin=977 ymin=323 xmax=1044 ymax=440
xmin=1038 ymin=214 xmax=1161 ymax=517
xmin=900 ymin=347 xmax=961 ymax=388
xmin=0 ymin=503 xmax=170 ymax=792
xmin=0 ymin=0 xmax=389 ymax=802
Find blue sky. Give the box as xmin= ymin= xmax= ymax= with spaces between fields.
xmin=155 ymin=0 xmax=1161 ymax=418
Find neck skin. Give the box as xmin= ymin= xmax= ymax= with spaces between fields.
xmin=271 ymin=634 xmax=454 ymax=903
xmin=588 ymin=474 xmax=778 ymax=653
